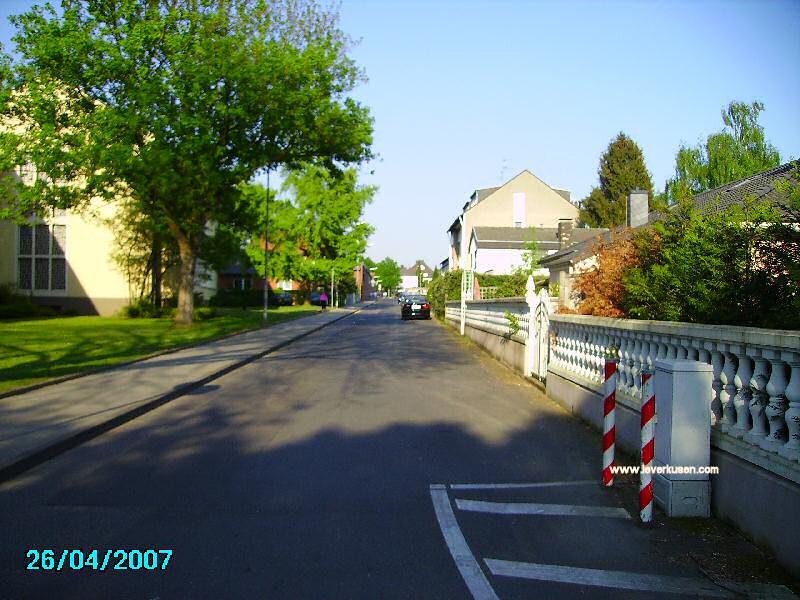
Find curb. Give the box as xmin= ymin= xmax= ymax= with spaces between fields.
xmin=0 ymin=306 xmax=363 ymax=483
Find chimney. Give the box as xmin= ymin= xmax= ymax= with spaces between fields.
xmin=557 ymin=218 xmax=573 ymax=250
xmin=627 ymin=189 xmax=649 ymax=228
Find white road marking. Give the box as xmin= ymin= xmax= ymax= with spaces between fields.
xmin=455 ymin=498 xmax=630 ymax=519
xmin=429 ymin=484 xmax=500 ymax=600
xmin=485 ymin=559 xmax=734 ymax=597
xmin=450 ymin=480 xmax=596 ymax=490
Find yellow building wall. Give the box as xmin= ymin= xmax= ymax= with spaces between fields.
xmin=65 ymin=202 xmax=130 ymax=312
xmin=0 ymin=201 xmax=130 ymax=315
xmin=461 ymin=170 xmax=579 ymax=270
xmin=0 ymin=220 xmax=16 ymax=286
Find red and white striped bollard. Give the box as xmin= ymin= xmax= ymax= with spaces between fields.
xmin=602 ymin=359 xmax=618 ymax=487
xmin=640 ymin=367 xmax=656 ymax=523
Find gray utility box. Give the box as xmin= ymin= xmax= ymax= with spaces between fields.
xmin=653 ymin=359 xmax=713 ymax=517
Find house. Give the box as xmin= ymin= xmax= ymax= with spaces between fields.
xmin=447 ymin=170 xmax=579 ymax=272
xmin=467 ymin=222 xmax=606 ymax=276
xmin=0 ymin=200 xmax=132 ymax=316
xmin=353 ymin=263 xmax=375 ymax=301
xmin=541 ymin=162 xmax=799 ymax=310
xmin=1 ymin=168 xmax=218 ymax=316
xmin=400 ymin=260 xmax=433 ymax=292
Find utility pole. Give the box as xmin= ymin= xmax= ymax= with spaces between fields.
xmin=330 ymin=268 xmax=335 ymax=309
xmin=262 ymin=167 xmax=271 ymax=324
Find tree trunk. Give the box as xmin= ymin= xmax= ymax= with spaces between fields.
xmin=151 ymin=231 xmax=162 ymax=308
xmin=169 ymin=223 xmax=195 ymax=325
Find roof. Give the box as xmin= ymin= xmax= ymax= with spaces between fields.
xmin=220 ymin=262 xmax=257 ymax=276
xmin=685 ymin=160 xmax=797 ymax=218
xmin=472 ymin=226 xmax=608 ymax=253
xmin=542 ymin=161 xmax=799 ymax=268
xmin=539 ymin=228 xmax=613 ymax=268
xmin=400 ymin=261 xmax=433 ymax=276
xmin=472 ymin=186 xmax=500 ymax=203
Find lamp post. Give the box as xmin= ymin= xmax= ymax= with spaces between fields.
xmin=262 ymin=167 xmax=271 ymax=323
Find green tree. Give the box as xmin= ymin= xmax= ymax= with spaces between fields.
xmin=1 ymin=0 xmax=373 ymax=324
xmin=374 ymin=258 xmax=401 ymax=293
xmin=579 ymin=132 xmax=654 ymax=227
xmin=515 ymin=228 xmax=540 ymax=276
xmin=622 ymin=197 xmax=798 ymax=328
xmin=665 ymin=101 xmax=781 ymax=202
xmin=244 ymin=165 xmax=375 ymax=295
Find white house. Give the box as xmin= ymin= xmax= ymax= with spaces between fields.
xmin=400 ymin=261 xmax=433 ymax=292
xmin=447 ymin=169 xmax=580 ymax=273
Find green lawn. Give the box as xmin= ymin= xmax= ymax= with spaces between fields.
xmin=0 ymin=305 xmax=321 ymax=393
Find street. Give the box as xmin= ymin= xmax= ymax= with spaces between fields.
xmin=0 ymin=301 xmax=790 ymax=599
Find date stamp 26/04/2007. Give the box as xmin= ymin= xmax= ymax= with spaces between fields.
xmin=26 ymin=549 xmax=172 ymax=571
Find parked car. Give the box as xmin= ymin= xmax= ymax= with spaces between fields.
xmin=309 ymin=292 xmax=322 ymax=306
xmin=274 ymin=292 xmax=293 ymax=306
xmin=400 ymin=295 xmax=431 ymax=320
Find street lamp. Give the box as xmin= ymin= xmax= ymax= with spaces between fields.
xmin=262 ymin=166 xmax=271 ymax=323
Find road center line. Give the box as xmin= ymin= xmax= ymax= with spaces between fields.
xmin=485 ymin=559 xmax=734 ymax=597
xmin=455 ymin=498 xmax=630 ymax=519
xmin=429 ymin=484 xmax=500 ymax=600
xmin=450 ymin=480 xmax=597 ymax=490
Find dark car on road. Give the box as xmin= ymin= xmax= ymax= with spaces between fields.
xmin=274 ymin=292 xmax=293 ymax=306
xmin=400 ymin=295 xmax=431 ymax=320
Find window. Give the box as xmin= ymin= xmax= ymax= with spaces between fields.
xmin=18 ymin=224 xmax=67 ymax=291
xmin=278 ymin=280 xmax=293 ymax=291
xmin=513 ymin=192 xmax=526 ymax=227
xmin=230 ymin=278 xmax=252 ymax=290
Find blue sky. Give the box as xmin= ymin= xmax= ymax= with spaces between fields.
xmin=2 ymin=1 xmax=799 ymax=269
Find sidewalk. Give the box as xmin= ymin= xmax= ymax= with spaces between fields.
xmin=0 ymin=305 xmax=363 ymax=480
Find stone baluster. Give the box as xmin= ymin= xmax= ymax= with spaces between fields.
xmin=730 ymin=345 xmax=753 ymax=439
xmin=567 ymin=325 xmax=577 ymax=375
xmin=666 ymin=337 xmax=678 ymax=360
xmin=582 ymin=328 xmax=592 ymax=381
xmin=656 ymin=337 xmax=668 ymax=360
xmin=619 ymin=332 xmax=631 ymax=395
xmin=558 ymin=325 xmax=568 ymax=372
xmin=640 ymin=335 xmax=652 ymax=379
xmin=676 ymin=338 xmax=689 ymax=360
xmin=631 ymin=336 xmax=642 ymax=399
xmin=744 ymin=350 xmax=770 ymax=445
xmin=571 ymin=325 xmax=581 ymax=376
xmin=777 ymin=352 xmax=800 ymax=461
xmin=719 ymin=346 xmax=738 ymax=432
xmin=708 ymin=344 xmax=723 ymax=426
xmin=759 ymin=350 xmax=789 ymax=453
xmin=580 ymin=328 xmax=591 ymax=381
xmin=685 ymin=339 xmax=699 ymax=361
xmin=590 ymin=330 xmax=602 ymax=384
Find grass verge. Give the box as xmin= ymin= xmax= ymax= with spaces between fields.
xmin=0 ymin=306 xmax=321 ymax=393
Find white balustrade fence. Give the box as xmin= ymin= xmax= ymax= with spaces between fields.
xmin=549 ymin=315 xmax=800 ymax=468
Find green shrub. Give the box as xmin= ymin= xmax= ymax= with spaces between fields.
xmin=0 ymin=302 xmax=57 ymax=319
xmin=622 ymin=199 xmax=799 ymax=329
xmin=120 ymin=300 xmax=161 ymax=318
xmin=194 ymin=306 xmax=217 ymax=320
xmin=427 ymin=270 xmax=462 ymax=318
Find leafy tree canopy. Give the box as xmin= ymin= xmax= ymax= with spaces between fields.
xmin=0 ymin=0 xmax=373 ymax=324
xmin=664 ymin=101 xmax=781 ymax=202
xmin=579 ymin=132 xmax=654 ymax=228
xmin=244 ymin=164 xmax=375 ymax=290
xmin=374 ymin=257 xmax=401 ymax=292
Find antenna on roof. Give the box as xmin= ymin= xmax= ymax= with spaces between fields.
xmin=499 ymin=157 xmax=509 ymax=183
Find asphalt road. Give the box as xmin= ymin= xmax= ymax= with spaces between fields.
xmin=0 ymin=301 xmax=787 ymax=599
